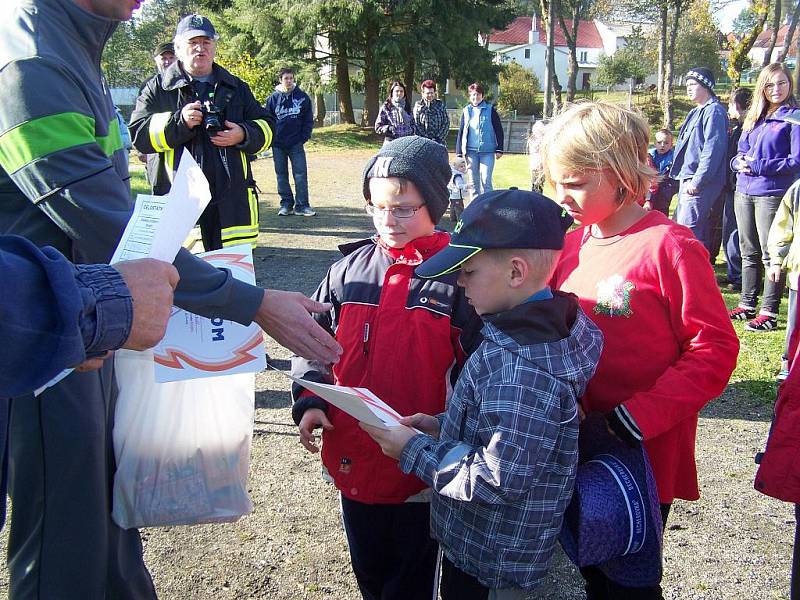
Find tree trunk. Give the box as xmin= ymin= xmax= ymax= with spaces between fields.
xmin=543 ymin=0 xmax=559 ymax=117
xmin=332 ymin=37 xmax=355 ymax=124
xmin=657 ymin=1 xmax=668 ymax=101
xmin=796 ymin=52 xmax=800 ymax=100
xmin=362 ymin=24 xmax=380 ymax=128
xmin=558 ymin=9 xmax=580 ymax=102
xmin=728 ymin=0 xmax=771 ymax=87
xmin=663 ymin=1 xmax=682 ymax=129
xmin=540 ymin=0 xmax=553 ymax=118
xmin=763 ymin=0 xmax=782 ymax=66
xmin=777 ymin=0 xmax=800 ymax=62
xmin=403 ymin=53 xmax=415 ymax=106
xmin=314 ymin=92 xmax=326 ymax=127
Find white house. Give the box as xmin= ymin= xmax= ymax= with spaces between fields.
xmin=747 ymin=24 xmax=798 ymax=68
xmin=483 ymin=16 xmax=605 ymax=91
xmin=484 ymin=16 xmax=658 ymax=91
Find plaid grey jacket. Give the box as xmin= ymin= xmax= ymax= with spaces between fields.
xmin=400 ymin=295 xmax=603 ymax=590
xmin=413 ymin=98 xmax=449 ymax=146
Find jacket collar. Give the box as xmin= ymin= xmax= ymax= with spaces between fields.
xmin=161 ymin=61 xmax=237 ymax=92
xmin=53 ymin=0 xmax=118 ymax=64
xmin=378 ymin=230 xmax=450 ymax=265
xmin=483 ymin=290 xmax=577 ymax=345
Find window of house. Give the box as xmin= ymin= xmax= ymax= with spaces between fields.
xmin=579 ymin=51 xmax=588 ymax=62
xmin=524 ymin=49 xmax=531 ymax=59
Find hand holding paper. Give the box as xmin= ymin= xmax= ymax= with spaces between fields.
xmin=359 ymin=422 xmax=419 ymax=460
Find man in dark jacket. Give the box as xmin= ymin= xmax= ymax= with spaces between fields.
xmin=264 ymin=67 xmax=316 ymax=216
xmin=130 ymin=14 xmax=275 ymax=250
xmin=0 ymin=3 xmax=339 ymax=598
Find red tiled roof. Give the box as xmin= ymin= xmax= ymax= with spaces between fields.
xmin=488 ymin=16 xmax=534 ymax=45
xmin=487 ymin=15 xmax=604 ymax=49
xmin=753 ymin=24 xmax=798 ymax=56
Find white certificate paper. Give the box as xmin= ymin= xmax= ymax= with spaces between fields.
xmin=274 ymin=369 xmax=413 ymax=430
xmin=35 ymin=153 xmax=212 ymax=396
xmin=111 ymin=152 xmax=211 ymax=264
xmin=152 ymin=245 xmax=266 ymax=383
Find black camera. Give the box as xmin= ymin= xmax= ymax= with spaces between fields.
xmin=201 ymin=99 xmax=225 ymax=135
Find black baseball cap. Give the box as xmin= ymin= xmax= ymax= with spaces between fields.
xmin=153 ymin=42 xmax=175 ymax=57
xmin=416 ymin=188 xmax=573 ymax=278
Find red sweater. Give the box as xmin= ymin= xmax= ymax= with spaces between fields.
xmin=552 ymin=211 xmax=739 ymax=502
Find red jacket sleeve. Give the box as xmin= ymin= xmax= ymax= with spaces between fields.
xmin=621 ymin=234 xmax=739 ymax=440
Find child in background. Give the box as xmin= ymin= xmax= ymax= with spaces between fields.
xmin=767 ymin=178 xmax=800 ymax=380
xmin=646 ymin=128 xmax=677 ymax=216
xmin=448 ymin=157 xmax=468 ymax=222
xmin=291 ymin=136 xmax=482 ymax=600
xmin=722 ymin=88 xmax=753 ymax=291
xmin=362 ymin=189 xmax=603 ymax=600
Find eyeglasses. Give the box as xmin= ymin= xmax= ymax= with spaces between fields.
xmin=365 ymin=204 xmax=425 ymax=219
xmin=765 ymin=80 xmax=789 ymax=91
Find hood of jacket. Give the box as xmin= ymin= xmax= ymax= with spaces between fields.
xmin=482 ymin=291 xmax=602 ymax=391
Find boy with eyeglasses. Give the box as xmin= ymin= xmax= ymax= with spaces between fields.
xmin=291 ymin=136 xmax=482 ymax=600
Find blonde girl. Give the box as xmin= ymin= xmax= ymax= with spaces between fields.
xmin=543 ymin=101 xmax=739 ymax=600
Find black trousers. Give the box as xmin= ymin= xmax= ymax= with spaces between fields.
xmin=580 ymin=503 xmax=672 ymax=600
xmin=440 ymin=553 xmax=488 ymax=600
xmin=7 ymin=364 xmax=156 ymax=599
xmin=340 ymin=495 xmax=438 ymax=600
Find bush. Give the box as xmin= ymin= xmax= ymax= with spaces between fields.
xmin=496 ymin=62 xmax=540 ymax=117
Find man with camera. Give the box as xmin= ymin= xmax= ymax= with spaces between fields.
xmin=131 ymin=14 xmax=274 ymax=251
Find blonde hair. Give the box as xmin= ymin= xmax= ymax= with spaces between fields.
xmin=539 ymin=101 xmax=657 ymax=203
xmin=486 ymin=248 xmax=562 ymax=284
xmin=743 ymin=63 xmax=797 ymax=131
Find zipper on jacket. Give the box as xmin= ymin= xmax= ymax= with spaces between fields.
xmin=362 ymin=322 xmax=370 ymax=356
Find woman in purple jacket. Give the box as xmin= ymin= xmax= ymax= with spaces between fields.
xmin=729 ymin=63 xmax=800 ymax=332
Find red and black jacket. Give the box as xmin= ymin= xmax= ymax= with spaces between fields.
xmin=291 ymin=231 xmax=482 ymax=504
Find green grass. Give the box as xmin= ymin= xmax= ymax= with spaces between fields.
xmin=128 ymin=162 xmax=149 ymax=197
xmin=306 ymin=124 xmax=382 ymax=152
xmin=493 ymin=154 xmax=533 ymax=190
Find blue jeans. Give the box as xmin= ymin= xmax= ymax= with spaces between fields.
xmin=734 ymin=191 xmax=786 ymax=315
xmin=466 ymin=151 xmax=495 ymax=197
xmin=722 ymin=188 xmax=741 ymax=285
xmin=674 ymin=181 xmax=724 ymax=257
xmin=272 ymin=143 xmax=309 ymax=210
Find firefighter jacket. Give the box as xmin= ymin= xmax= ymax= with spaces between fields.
xmin=130 ymin=62 xmax=274 ymax=248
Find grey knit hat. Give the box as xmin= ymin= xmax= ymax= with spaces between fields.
xmin=362 ymin=136 xmax=451 ymax=224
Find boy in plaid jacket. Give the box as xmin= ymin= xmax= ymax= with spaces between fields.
xmin=364 ymin=190 xmax=603 ymax=599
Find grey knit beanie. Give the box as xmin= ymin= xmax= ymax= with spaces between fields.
xmin=362 ymin=136 xmax=451 ymax=224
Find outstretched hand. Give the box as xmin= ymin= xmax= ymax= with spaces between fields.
xmin=255 ymin=289 xmax=342 ymax=364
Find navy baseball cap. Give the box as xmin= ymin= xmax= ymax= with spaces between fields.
xmin=416 ymin=189 xmax=573 ymax=278
xmin=175 ymin=14 xmax=219 ymax=42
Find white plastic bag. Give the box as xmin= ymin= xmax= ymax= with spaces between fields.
xmin=112 ymin=349 xmax=255 ymax=529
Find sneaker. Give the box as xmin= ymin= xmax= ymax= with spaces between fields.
xmin=725 ymin=282 xmax=741 ymax=292
xmin=729 ymin=307 xmax=756 ymax=321
xmin=278 ymin=207 xmax=294 ymax=216
xmin=744 ymin=314 xmax=778 ymax=332
xmin=777 ymin=359 xmax=790 ymax=382
xmin=296 ymin=206 xmax=316 ymax=217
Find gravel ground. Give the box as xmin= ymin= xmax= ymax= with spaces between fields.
xmin=0 ymin=150 xmax=794 ymax=599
